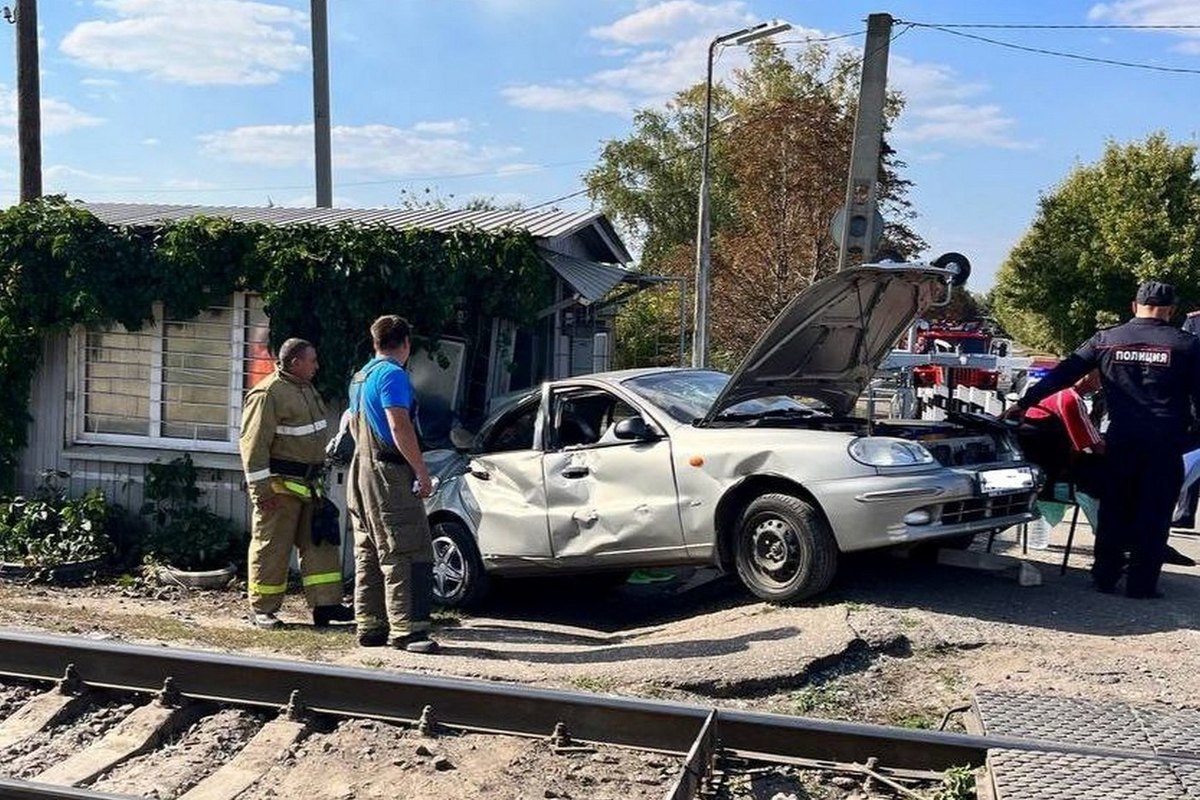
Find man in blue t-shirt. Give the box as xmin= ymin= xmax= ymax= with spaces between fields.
xmin=345 ymin=315 xmax=438 ymax=653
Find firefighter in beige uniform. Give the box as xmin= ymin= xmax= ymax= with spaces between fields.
xmin=239 ymin=338 xmax=354 ymax=629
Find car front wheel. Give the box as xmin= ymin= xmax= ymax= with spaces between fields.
xmin=431 ymin=520 xmax=489 ymax=609
xmin=734 ymin=493 xmax=838 ymax=603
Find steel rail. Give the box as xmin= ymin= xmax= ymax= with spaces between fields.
xmin=0 ymin=777 xmax=136 ymax=799
xmin=0 ymin=629 xmax=1193 ymax=778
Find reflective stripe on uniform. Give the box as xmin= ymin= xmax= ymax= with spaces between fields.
xmin=246 ymin=467 xmax=272 ymax=483
xmin=281 ymin=480 xmax=312 ymax=498
xmin=276 ymin=420 xmax=328 ymax=437
xmin=302 ymin=571 xmax=342 ymax=587
xmin=250 ymin=581 xmax=287 ymax=595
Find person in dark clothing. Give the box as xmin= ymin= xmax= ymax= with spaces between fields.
xmin=1010 ymin=281 xmax=1200 ymax=598
xmin=1175 ymin=309 xmax=1200 ymax=528
xmin=1183 ymin=310 xmax=1200 ymax=337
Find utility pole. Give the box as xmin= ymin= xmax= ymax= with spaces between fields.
xmin=311 ymin=0 xmax=332 ymax=208
xmin=837 ymin=12 xmax=892 ymax=270
xmin=13 ymin=0 xmax=42 ymax=202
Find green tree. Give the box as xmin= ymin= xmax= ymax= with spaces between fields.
xmin=586 ymin=41 xmax=924 ymax=369
xmin=993 ymin=133 xmax=1200 ymax=353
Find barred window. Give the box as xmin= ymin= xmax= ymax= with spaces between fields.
xmin=76 ymin=293 xmax=273 ymax=451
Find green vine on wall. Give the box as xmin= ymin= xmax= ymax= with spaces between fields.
xmin=0 ymin=197 xmax=550 ymax=486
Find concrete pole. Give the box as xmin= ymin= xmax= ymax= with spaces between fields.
xmin=691 ymin=38 xmax=718 ymax=368
xmin=311 ymin=0 xmax=333 ymax=208
xmin=837 ymin=13 xmax=893 ymax=270
xmin=15 ymin=0 xmax=42 ymax=202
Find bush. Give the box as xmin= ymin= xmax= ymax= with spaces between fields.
xmin=141 ymin=455 xmax=238 ymax=571
xmin=0 ymin=471 xmax=115 ymax=567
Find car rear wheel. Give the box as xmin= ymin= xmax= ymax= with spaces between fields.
xmin=431 ymin=520 xmax=489 ymax=609
xmin=734 ymin=493 xmax=838 ymax=604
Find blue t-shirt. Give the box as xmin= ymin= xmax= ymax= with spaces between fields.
xmin=349 ymin=356 xmax=414 ymax=449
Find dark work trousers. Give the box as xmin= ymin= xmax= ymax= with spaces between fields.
xmin=345 ymin=411 xmax=434 ymax=641
xmin=1093 ymin=433 xmax=1184 ymax=595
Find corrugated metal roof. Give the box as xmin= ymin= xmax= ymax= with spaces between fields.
xmin=541 ymin=248 xmax=635 ymax=304
xmin=78 ymin=201 xmax=632 ymax=263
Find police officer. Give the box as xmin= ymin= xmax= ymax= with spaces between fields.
xmin=240 ymin=338 xmax=354 ymax=629
xmin=1013 ymin=281 xmax=1200 ymax=598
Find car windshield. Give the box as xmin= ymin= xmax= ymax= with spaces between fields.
xmin=622 ymin=370 xmax=816 ymax=423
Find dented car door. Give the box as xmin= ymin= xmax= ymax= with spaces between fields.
xmin=542 ymin=386 xmax=686 ymax=563
xmin=459 ymin=394 xmax=553 ymax=560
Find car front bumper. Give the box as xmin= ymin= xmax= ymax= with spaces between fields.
xmin=814 ymin=464 xmax=1041 ymax=552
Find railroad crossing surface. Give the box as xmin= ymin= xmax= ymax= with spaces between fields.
xmin=974 ymin=688 xmax=1200 ymax=798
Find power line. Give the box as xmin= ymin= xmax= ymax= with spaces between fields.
xmin=524 ymin=25 xmax=910 ymax=212
xmin=910 ymin=23 xmax=1200 ymax=75
xmin=902 ymin=21 xmax=1200 ymax=30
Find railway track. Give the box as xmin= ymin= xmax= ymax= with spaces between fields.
xmin=0 ymin=629 xmax=1184 ymax=799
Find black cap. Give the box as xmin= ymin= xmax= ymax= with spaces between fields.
xmin=1136 ymin=280 xmax=1176 ymax=307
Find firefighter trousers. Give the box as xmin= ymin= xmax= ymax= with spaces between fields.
xmin=248 ymin=493 xmax=343 ymax=614
xmin=347 ymin=459 xmax=434 ymax=640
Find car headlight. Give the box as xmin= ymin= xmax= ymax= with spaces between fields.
xmin=848 ymin=437 xmax=935 ymax=467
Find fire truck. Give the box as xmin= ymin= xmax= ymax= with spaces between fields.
xmin=910 ymin=320 xmax=1006 ymax=390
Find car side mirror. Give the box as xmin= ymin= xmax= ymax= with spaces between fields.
xmin=613 ymin=416 xmax=658 ymax=441
xmin=449 ymin=426 xmax=475 ymax=452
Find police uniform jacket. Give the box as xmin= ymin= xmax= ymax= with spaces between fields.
xmin=1019 ymin=317 xmax=1200 ymax=443
xmin=239 ymin=368 xmax=329 ymax=502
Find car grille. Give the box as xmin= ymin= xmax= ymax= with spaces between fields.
xmin=940 ymin=492 xmax=1033 ymax=525
xmin=926 ymin=436 xmax=1000 ymax=467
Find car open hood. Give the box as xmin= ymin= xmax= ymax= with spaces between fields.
xmin=701 ymin=264 xmax=952 ymax=423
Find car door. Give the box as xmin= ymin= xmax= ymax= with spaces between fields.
xmin=542 ymin=385 xmax=686 ymax=563
xmin=459 ymin=394 xmax=553 ymax=560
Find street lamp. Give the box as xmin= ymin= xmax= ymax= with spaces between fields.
xmin=692 ymin=19 xmax=791 ymax=369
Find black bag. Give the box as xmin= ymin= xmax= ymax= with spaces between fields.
xmin=311 ymin=497 xmax=342 ymax=547
xmin=325 ymin=411 xmax=355 ymax=466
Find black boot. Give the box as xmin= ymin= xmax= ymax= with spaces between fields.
xmin=313 ymin=604 xmax=355 ymax=627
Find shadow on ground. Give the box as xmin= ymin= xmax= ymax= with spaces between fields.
xmin=448 ymin=528 xmax=1200 ymax=639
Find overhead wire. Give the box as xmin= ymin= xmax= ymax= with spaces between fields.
xmin=904 ymin=21 xmax=1200 ymax=75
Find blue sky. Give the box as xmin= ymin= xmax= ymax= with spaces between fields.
xmin=1 ymin=0 xmax=1199 ymax=290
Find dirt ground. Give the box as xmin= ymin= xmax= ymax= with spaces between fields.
xmin=1 ymin=518 xmax=1197 ymax=739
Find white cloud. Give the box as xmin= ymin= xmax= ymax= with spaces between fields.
xmin=142 ymin=137 xmax=159 ymax=146
xmin=0 ymin=85 xmax=104 ymax=138
xmin=198 ymin=123 xmax=522 ymax=178
xmin=60 ymin=0 xmax=309 ymax=86
xmin=590 ymin=0 xmax=752 ymax=45
xmin=45 ymin=164 xmax=140 ymax=184
xmin=1089 ymin=0 xmax=1200 ymax=25
xmin=80 ymin=77 xmax=120 ymax=88
xmin=890 ymin=55 xmax=1031 ymax=150
xmin=502 ymin=83 xmax=631 ymax=114
xmin=893 ymin=104 xmax=1032 ymax=150
xmin=1089 ymin=0 xmax=1200 ymax=53
xmin=411 ymin=119 xmax=470 ymax=135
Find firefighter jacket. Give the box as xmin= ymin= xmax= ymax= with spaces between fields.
xmin=239 ymin=368 xmax=329 ymax=503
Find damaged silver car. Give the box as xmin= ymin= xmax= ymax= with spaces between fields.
xmin=423 ymin=262 xmax=1041 ymax=607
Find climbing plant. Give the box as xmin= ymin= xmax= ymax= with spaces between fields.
xmin=0 ymin=197 xmax=550 ymax=486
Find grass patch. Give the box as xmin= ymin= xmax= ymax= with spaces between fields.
xmin=1 ymin=599 xmax=355 ymax=661
xmin=894 ymin=714 xmax=934 ymax=730
xmin=570 ymin=675 xmax=618 ymax=693
xmin=786 ymin=683 xmax=847 ymax=716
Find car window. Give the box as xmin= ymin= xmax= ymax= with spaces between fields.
xmin=550 ymin=389 xmax=638 ymax=450
xmin=480 ymin=400 xmax=539 ymax=453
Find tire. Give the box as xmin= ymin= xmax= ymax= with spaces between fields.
xmin=430 ymin=520 xmax=490 ymax=609
xmin=733 ymin=493 xmax=838 ymax=604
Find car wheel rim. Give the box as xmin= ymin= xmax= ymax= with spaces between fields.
xmin=432 ymin=534 xmax=467 ymax=603
xmin=746 ymin=516 xmax=802 ymax=587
